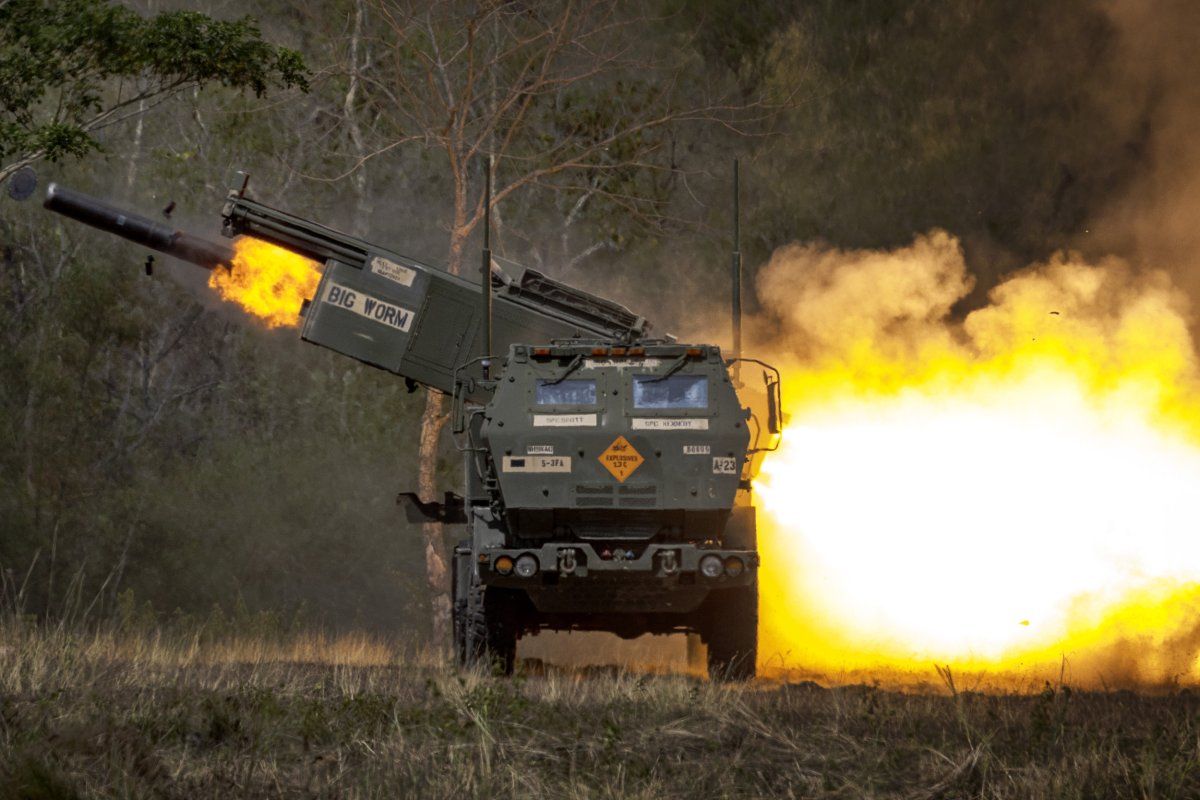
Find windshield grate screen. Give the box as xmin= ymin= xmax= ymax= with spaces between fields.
xmin=632 ymin=375 xmax=707 ymax=409
xmin=536 ymin=379 xmax=596 ymax=405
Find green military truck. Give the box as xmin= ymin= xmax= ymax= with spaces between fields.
xmin=44 ymin=177 xmax=781 ymax=679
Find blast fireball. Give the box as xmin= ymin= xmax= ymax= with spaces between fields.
xmin=752 ymin=232 xmax=1200 ymax=687
xmin=209 ymin=238 xmax=321 ymax=328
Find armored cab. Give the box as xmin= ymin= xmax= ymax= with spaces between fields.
xmin=455 ymin=340 xmax=766 ymax=678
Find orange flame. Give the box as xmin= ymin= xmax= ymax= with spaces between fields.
xmin=208 ymin=238 xmax=321 ymax=328
xmin=749 ymin=232 xmax=1200 ymax=688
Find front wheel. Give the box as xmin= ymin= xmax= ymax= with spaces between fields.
xmin=704 ymin=585 xmax=758 ymax=681
xmin=452 ymin=542 xmax=471 ymax=666
xmin=457 ymin=578 xmax=519 ymax=675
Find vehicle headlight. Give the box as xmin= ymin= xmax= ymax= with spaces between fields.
xmin=724 ymin=556 xmax=745 ymax=577
xmin=514 ymin=554 xmax=539 ymax=578
xmin=494 ymin=555 xmax=514 ymax=575
xmin=700 ymin=554 xmax=724 ymax=578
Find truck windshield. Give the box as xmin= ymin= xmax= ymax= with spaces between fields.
xmin=536 ymin=379 xmax=596 ymax=405
xmin=632 ymin=375 xmax=707 ymax=409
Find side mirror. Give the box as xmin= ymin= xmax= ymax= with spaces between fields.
xmin=765 ymin=371 xmax=781 ymax=436
xmin=451 ymin=378 xmax=470 ymax=434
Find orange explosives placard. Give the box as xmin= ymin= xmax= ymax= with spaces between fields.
xmin=599 ymin=435 xmax=644 ymax=482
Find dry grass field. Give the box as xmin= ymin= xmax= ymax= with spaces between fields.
xmin=2 ymin=620 xmax=1199 ymax=799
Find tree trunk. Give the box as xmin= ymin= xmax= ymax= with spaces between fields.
xmin=417 ymin=387 xmax=452 ymax=652
xmin=344 ymin=0 xmax=372 ymax=232
xmin=410 ymin=168 xmax=472 ymax=654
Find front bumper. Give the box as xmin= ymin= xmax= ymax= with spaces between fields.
xmin=478 ymin=542 xmax=758 ymax=585
xmin=479 ymin=543 xmax=759 ymax=619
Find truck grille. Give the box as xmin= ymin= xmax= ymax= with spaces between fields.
xmin=574 ymin=484 xmax=617 ymax=507
xmin=617 ymin=483 xmax=657 ymax=508
xmin=576 ymin=497 xmax=614 ymax=507
xmin=619 ymin=497 xmax=657 ymax=508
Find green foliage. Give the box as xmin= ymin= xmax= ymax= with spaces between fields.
xmin=0 ymin=235 xmax=149 ymax=577
xmin=0 ymin=0 xmax=307 ymax=169
xmin=750 ymin=0 xmax=1136 ymax=282
xmin=0 ymin=205 xmax=426 ymax=631
xmin=665 ymin=0 xmax=800 ymax=89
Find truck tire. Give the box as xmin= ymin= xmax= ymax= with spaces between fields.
xmin=705 ymin=585 xmax=758 ymax=681
xmin=452 ymin=541 xmax=472 ymax=667
xmin=463 ymin=581 xmax=519 ymax=675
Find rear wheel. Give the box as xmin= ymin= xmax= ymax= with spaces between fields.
xmin=705 ymin=585 xmax=758 ymax=681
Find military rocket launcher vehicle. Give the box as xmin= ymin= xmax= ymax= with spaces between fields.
xmin=44 ymin=173 xmax=781 ymax=680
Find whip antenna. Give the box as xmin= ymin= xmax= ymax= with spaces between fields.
xmin=731 ymin=158 xmax=742 ymax=381
xmin=481 ymin=155 xmax=493 ymax=380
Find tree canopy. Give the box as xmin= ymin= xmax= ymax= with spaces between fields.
xmin=0 ymin=0 xmax=307 ymax=181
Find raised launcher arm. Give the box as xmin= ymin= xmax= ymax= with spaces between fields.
xmin=221 ymin=182 xmax=649 ymax=402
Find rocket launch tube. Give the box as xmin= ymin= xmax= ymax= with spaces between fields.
xmin=43 ymin=183 xmax=233 ymax=270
